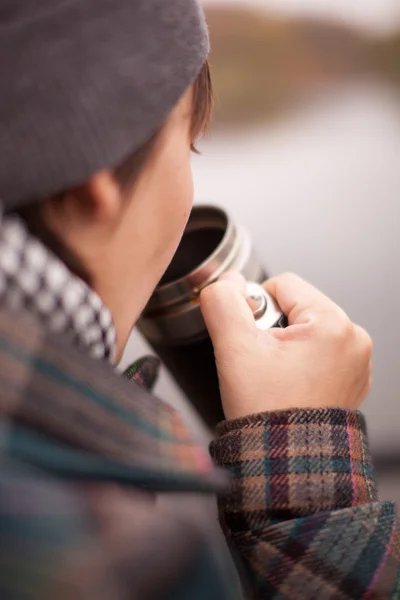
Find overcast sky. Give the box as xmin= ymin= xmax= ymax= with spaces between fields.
xmin=204 ymin=0 xmax=400 ymax=32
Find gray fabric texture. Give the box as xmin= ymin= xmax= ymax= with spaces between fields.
xmin=0 ymin=0 xmax=209 ymax=209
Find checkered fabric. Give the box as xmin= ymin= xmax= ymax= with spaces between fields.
xmin=211 ymin=409 xmax=378 ymax=528
xmin=211 ymin=409 xmax=400 ymax=598
xmin=0 ymin=207 xmax=116 ymax=362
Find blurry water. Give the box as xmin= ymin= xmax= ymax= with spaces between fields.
xmin=124 ymin=83 xmax=400 ymax=451
xmin=204 ymin=0 xmax=400 ymax=32
xmin=193 ymin=83 xmax=400 ymax=450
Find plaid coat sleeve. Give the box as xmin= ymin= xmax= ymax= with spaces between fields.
xmin=210 ymin=408 xmax=400 ymax=599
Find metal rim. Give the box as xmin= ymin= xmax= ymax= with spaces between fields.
xmin=144 ymin=205 xmax=238 ymax=313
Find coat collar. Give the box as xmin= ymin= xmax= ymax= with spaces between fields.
xmin=0 ymin=309 xmax=227 ymax=492
xmin=0 ymin=207 xmax=116 ymax=362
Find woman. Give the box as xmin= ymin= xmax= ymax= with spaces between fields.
xmin=0 ymin=0 xmax=398 ymax=598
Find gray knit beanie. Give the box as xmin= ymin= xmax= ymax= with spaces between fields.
xmin=0 ymin=0 xmax=209 ymax=210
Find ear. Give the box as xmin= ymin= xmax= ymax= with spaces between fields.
xmin=83 ymin=170 xmax=122 ymax=222
xmin=50 ymin=170 xmax=123 ymax=226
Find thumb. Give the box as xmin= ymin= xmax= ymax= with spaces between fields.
xmin=200 ymin=278 xmax=255 ymax=350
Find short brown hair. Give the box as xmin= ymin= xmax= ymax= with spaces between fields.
xmin=115 ymin=60 xmax=212 ymax=191
xmin=13 ymin=61 xmax=213 ymax=283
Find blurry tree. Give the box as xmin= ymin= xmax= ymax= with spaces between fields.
xmin=206 ymin=6 xmax=400 ymax=128
xmin=373 ymin=32 xmax=400 ymax=83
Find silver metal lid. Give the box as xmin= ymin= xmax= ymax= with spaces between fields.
xmin=145 ymin=206 xmax=237 ymax=312
xmin=138 ymin=205 xmax=266 ymax=345
xmin=245 ymin=282 xmax=285 ymax=331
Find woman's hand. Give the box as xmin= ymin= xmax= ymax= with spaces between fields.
xmin=200 ymin=273 xmax=372 ymax=420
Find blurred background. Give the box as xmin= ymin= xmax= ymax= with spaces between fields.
xmin=123 ymin=0 xmax=400 ymax=491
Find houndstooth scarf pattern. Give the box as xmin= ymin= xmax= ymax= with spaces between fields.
xmin=0 ymin=207 xmax=116 ymax=362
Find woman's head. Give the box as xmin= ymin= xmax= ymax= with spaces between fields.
xmin=1 ymin=0 xmax=212 ymax=359
xmin=21 ymin=61 xmax=212 ymax=358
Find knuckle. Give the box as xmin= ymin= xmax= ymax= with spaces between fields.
xmin=363 ymin=331 xmax=373 ymax=357
xmin=332 ymin=312 xmax=353 ymax=342
xmin=343 ymin=317 xmax=354 ymax=338
xmin=355 ymin=325 xmax=373 ymax=358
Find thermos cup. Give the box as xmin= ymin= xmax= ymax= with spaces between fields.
xmin=138 ymin=205 xmax=286 ymax=427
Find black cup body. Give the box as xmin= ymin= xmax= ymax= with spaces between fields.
xmin=138 ymin=205 xmax=268 ymax=428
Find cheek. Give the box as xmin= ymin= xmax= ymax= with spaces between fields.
xmin=126 ymin=120 xmax=196 ymax=282
xmin=171 ymin=148 xmax=194 ymax=211
xmin=161 ymin=148 xmax=194 ymax=248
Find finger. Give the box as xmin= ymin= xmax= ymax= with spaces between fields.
xmin=200 ymin=279 xmax=255 ymax=350
xmin=268 ymin=322 xmax=311 ymax=341
xmin=219 ymin=272 xmax=263 ymax=316
xmin=218 ymin=271 xmax=246 ymax=295
xmin=264 ymin=273 xmax=333 ymax=325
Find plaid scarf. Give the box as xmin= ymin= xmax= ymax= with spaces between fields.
xmin=0 ymin=206 xmax=117 ymax=363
